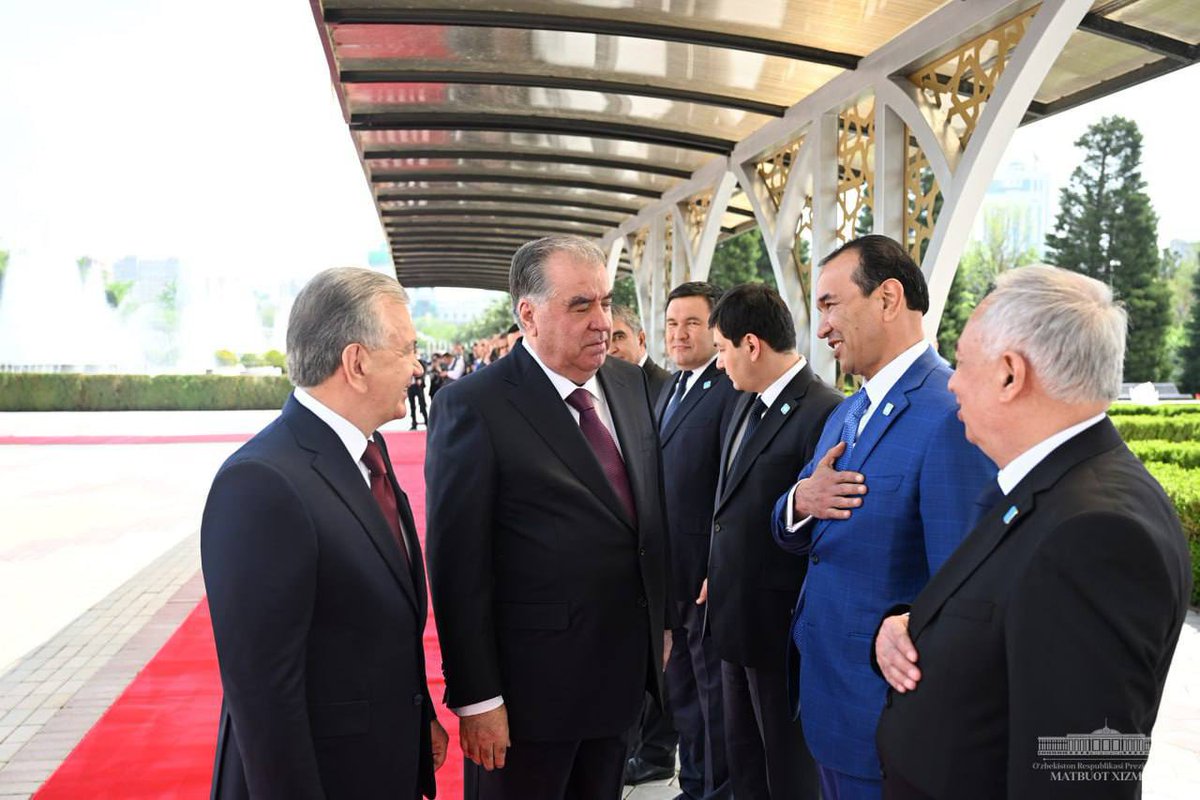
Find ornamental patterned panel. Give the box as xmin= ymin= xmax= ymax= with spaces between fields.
xmin=754 ymin=137 xmax=805 ymax=211
xmin=903 ymin=129 xmax=941 ymax=262
xmin=908 ymin=6 xmax=1038 ymax=157
xmin=630 ymin=227 xmax=649 ymax=274
xmin=682 ymin=190 xmax=714 ymax=258
xmin=837 ymin=94 xmax=875 ymax=244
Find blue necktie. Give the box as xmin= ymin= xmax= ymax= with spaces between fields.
xmin=835 ymin=389 xmax=871 ymax=470
xmin=660 ymin=370 xmax=692 ymax=431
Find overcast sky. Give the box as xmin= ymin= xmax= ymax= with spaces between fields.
xmin=1 ymin=0 xmax=1197 ymax=286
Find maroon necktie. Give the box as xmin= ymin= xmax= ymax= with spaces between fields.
xmin=362 ymin=441 xmax=410 ymax=564
xmin=565 ymin=388 xmax=637 ymax=525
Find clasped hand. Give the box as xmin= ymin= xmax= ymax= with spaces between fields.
xmin=792 ymin=442 xmax=867 ymax=521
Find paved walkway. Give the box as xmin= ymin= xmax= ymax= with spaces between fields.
xmin=0 ymin=410 xmax=1196 ymax=798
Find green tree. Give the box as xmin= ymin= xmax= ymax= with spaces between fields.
xmin=240 ymin=352 xmax=267 ymax=368
xmin=1180 ymin=266 xmax=1200 ymax=395
xmin=104 ymin=278 xmax=134 ymax=309
xmin=263 ymin=349 xmax=287 ymax=370
xmin=613 ymin=274 xmax=637 ymax=310
xmin=214 ymin=349 xmax=238 ymax=367
xmin=939 ymin=206 xmax=1039 ymax=363
xmin=709 ymin=229 xmax=775 ymax=292
xmin=0 ymin=248 xmax=8 ymax=302
xmin=458 ymin=295 xmax=515 ymax=341
xmin=1045 ymin=116 xmax=1171 ymax=381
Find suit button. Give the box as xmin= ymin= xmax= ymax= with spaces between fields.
xmin=636 ymin=596 xmax=648 ymax=608
xmin=413 ymin=693 xmax=424 ymax=707
xmin=639 ymin=547 xmax=646 ymax=557
xmin=714 ymin=522 xmax=722 ymax=533
xmin=810 ymin=553 xmax=820 ymax=564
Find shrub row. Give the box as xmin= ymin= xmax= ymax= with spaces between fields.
xmin=1109 ymin=403 xmax=1200 ymax=417
xmin=0 ymin=373 xmax=292 ymax=411
xmin=1128 ymin=440 xmax=1200 ymax=470
xmin=1144 ymin=462 xmax=1200 ymax=607
xmin=1111 ymin=414 xmax=1200 ymax=443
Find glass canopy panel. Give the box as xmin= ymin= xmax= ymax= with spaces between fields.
xmin=345 ymin=83 xmax=774 ymax=143
xmin=356 ymin=130 xmax=713 ymax=173
xmin=369 ymin=159 xmax=681 ymax=192
xmin=1035 ymin=29 xmax=1163 ymax=104
xmin=372 ymin=179 xmax=661 ymax=204
xmin=322 ymin=0 xmax=953 ymax=58
xmin=1105 ymin=0 xmax=1200 ymax=45
xmin=379 ymin=200 xmax=628 ymax=222
xmin=332 ymin=25 xmax=845 ymax=110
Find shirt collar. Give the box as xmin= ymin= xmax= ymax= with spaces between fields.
xmin=759 ymin=355 xmax=808 ymax=411
xmin=996 ymin=413 xmax=1107 ymax=495
xmin=637 ymin=353 xmax=648 ymax=368
xmin=863 ymin=340 xmax=931 ymax=410
xmin=524 ymin=340 xmax=603 ymax=403
xmin=681 ymin=354 xmax=718 ymax=394
xmin=293 ymin=387 xmax=370 ymax=463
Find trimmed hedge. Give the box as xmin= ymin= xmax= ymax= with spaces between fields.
xmin=1128 ymin=440 xmax=1200 ymax=470
xmin=1111 ymin=414 xmax=1200 ymax=443
xmin=1109 ymin=403 xmax=1200 ymax=417
xmin=0 ymin=373 xmax=292 ymax=411
xmin=1144 ymin=462 xmax=1200 ymax=607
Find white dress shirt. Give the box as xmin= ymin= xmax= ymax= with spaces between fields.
xmin=784 ymin=340 xmax=932 ymax=530
xmin=673 ymin=354 xmax=719 ymax=402
xmin=996 ymin=413 xmax=1106 ymax=495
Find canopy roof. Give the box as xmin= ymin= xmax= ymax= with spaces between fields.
xmin=311 ymin=0 xmax=1200 ymax=292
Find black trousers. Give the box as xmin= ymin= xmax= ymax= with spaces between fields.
xmin=465 ymin=736 xmax=627 ymax=800
xmin=407 ymin=384 xmax=428 ymax=426
xmin=626 ymin=692 xmax=677 ymax=766
xmin=664 ymin=601 xmax=731 ymax=799
xmin=721 ymin=660 xmax=819 ymax=800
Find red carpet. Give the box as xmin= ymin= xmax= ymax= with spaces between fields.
xmin=35 ymin=431 xmax=466 ymax=799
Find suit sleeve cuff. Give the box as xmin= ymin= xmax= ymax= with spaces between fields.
xmin=452 ymin=696 xmax=504 ymax=717
xmin=784 ymin=482 xmax=813 ymax=532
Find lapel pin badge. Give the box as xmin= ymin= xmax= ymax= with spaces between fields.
xmin=1003 ymin=506 xmax=1019 ymax=524
xmin=703 ymin=380 xmax=712 ymax=389
xmin=780 ymin=403 xmax=792 ymax=415
xmin=882 ymin=402 xmax=894 ymax=416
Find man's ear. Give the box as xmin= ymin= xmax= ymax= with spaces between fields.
xmin=517 ymin=298 xmax=537 ymax=337
xmin=341 ymin=343 xmax=370 ymax=394
xmin=998 ymin=351 xmax=1028 ymax=402
xmin=637 ymin=329 xmax=646 ymax=350
xmin=877 ymin=278 xmax=906 ymax=321
xmin=743 ymin=333 xmax=761 ymax=361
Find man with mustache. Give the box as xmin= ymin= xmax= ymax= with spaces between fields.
xmin=426 ymin=235 xmax=673 ymax=800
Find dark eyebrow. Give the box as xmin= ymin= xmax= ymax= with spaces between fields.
xmin=817 ymin=291 xmax=834 ymax=306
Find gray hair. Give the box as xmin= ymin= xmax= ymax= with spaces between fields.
xmin=973 ymin=265 xmax=1126 ymax=404
xmin=286 ymin=267 xmax=409 ymax=388
xmin=509 ymin=235 xmax=607 ymax=328
xmin=611 ymin=304 xmax=643 ymax=335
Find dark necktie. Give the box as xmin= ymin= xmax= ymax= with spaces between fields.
xmin=835 ymin=389 xmax=871 ymax=470
xmin=362 ymin=441 xmax=410 ymax=564
xmin=660 ymin=370 xmax=693 ymax=431
xmin=729 ymin=397 xmax=768 ymax=475
xmin=566 ymin=388 xmax=637 ymax=524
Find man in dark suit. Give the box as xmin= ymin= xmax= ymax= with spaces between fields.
xmin=201 ymin=267 xmax=447 ymax=799
xmin=648 ymin=281 xmax=740 ymax=799
xmin=610 ymin=303 xmax=672 ymax=401
xmin=607 ymin=300 xmax=679 ymax=785
xmin=874 ymin=265 xmax=1192 ymax=799
xmin=705 ymin=283 xmax=841 ymax=799
xmin=425 ymin=235 xmax=673 ymax=800
xmin=771 ymin=235 xmax=994 ymax=800
xmin=408 ymin=356 xmax=428 ymax=430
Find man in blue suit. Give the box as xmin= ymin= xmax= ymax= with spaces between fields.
xmin=771 ymin=235 xmax=993 ymax=800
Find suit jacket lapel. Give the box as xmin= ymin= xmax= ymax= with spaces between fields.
xmin=285 ymin=398 xmax=420 ymax=615
xmin=715 ymin=392 xmax=752 ymax=502
xmin=505 ymin=344 xmax=636 ymax=530
xmin=660 ymin=361 xmax=721 ymax=445
xmin=841 ymin=349 xmax=942 ymax=472
xmin=907 ymin=418 xmax=1124 ymax=641
xmin=716 ymin=363 xmax=815 ymax=511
